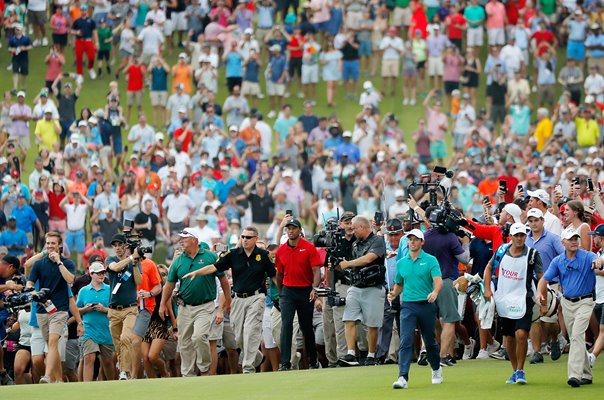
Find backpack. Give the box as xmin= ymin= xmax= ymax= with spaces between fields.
xmin=492 ymin=243 xmax=537 ymax=280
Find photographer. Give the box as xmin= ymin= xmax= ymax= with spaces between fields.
xmin=0 ymin=255 xmax=21 ymax=386
xmin=105 ymin=233 xmax=143 ymax=380
xmin=465 ymin=202 xmax=523 ymax=253
xmin=26 ymin=231 xmax=78 ymax=384
xmin=338 ymin=216 xmax=386 ymax=367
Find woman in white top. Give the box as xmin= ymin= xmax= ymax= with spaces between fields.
xmin=12 ymin=308 xmax=33 ymax=384
xmin=562 ymin=200 xmax=591 ymax=251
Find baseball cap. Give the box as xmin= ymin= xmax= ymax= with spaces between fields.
xmin=589 ymin=224 xmax=604 ymax=236
xmin=92 ymin=231 xmax=103 ymax=240
xmin=229 ymin=125 xmax=239 ymax=132
xmin=11 ymin=170 xmax=20 ymax=178
xmin=386 ymin=218 xmax=403 ymax=233
xmin=178 ymin=228 xmax=198 ymax=239
xmin=406 ymin=228 xmax=424 ymax=240
xmin=457 ymin=171 xmax=469 ymax=179
xmin=363 ymin=81 xmax=373 ymax=90
xmin=509 ymin=223 xmax=528 ymax=236
xmin=340 ymin=211 xmax=355 ymax=222
xmin=526 ymin=189 xmax=550 ymax=205
xmin=285 ymin=219 xmax=302 ymax=229
xmin=196 ymin=214 xmax=209 ymax=221
xmin=17 ymin=91 xmax=26 ymax=98
xmin=269 ymin=44 xmax=281 ymax=52
xmin=110 ymin=234 xmax=127 ymax=245
xmin=526 ymin=208 xmax=544 ymax=219
xmin=81 ymin=4 xmax=88 ymax=10
xmin=7 ymin=215 xmax=16 ymax=221
xmin=89 ymin=262 xmax=106 ymax=273
xmin=282 ymin=169 xmax=293 ymax=178
xmin=503 ymin=203 xmax=522 ymax=224
xmin=0 ymin=247 xmax=9 ymax=255
xmin=244 ymin=28 xmax=253 ymax=35
xmin=147 ymin=182 xmax=159 ymax=191
xmin=395 ymin=189 xmax=405 ymax=199
xmin=178 ymin=52 xmax=187 ymax=59
xmin=342 ymin=131 xmax=352 ymax=138
xmin=561 ymin=228 xmax=581 ymax=240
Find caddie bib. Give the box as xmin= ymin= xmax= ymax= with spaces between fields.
xmin=495 ymin=251 xmax=528 ymax=319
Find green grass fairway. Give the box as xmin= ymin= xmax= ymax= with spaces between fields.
xmin=2 ymin=356 xmax=601 ymax=400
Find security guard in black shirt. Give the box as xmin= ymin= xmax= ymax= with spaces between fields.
xmin=183 ymin=226 xmax=276 ymax=373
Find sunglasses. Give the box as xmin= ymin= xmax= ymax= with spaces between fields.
xmin=388 ymin=231 xmax=403 ymax=236
xmin=241 ymin=235 xmax=257 ymax=239
xmin=92 ymin=271 xmax=106 ymax=275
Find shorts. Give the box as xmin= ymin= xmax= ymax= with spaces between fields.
xmin=150 ymin=90 xmax=168 ymax=107
xmin=342 ymin=286 xmax=385 ymax=328
xmin=64 ymin=338 xmax=80 ymax=370
xmin=596 ymin=303 xmax=604 ymax=325
xmin=288 ymin=57 xmax=302 ymax=78
xmin=241 ymin=81 xmax=261 ymax=96
xmin=266 ymin=81 xmax=285 ymax=96
xmin=381 ymin=59 xmax=400 ymax=78
xmin=393 ymin=7 xmax=412 ymax=27
xmin=37 ymin=311 xmax=69 ymax=342
xmin=488 ymin=28 xmax=505 ymax=46
xmin=226 ymin=77 xmax=242 ymax=93
xmin=52 ymin=33 xmax=68 ymax=46
xmin=133 ymin=309 xmax=152 ymax=337
xmin=31 ymin=325 xmax=68 ymax=359
xmin=436 ymin=278 xmax=461 ymax=323
xmin=453 ymin=131 xmax=466 ymax=150
xmin=490 ymin=105 xmax=506 ymax=125
xmin=567 ymin=40 xmax=585 ymax=61
xmin=301 ymin=64 xmax=319 ymax=84
xmin=12 ymin=58 xmax=29 ymax=76
xmin=140 ymin=52 xmax=155 ymax=65
xmin=164 ymin=19 xmax=175 ymax=36
xmin=467 ymin=27 xmax=484 ymax=47
xmin=430 ymin=140 xmax=447 ymax=160
xmin=499 ymin=298 xmax=534 ymax=336
xmin=81 ymin=338 xmax=114 ymax=358
xmin=403 ymin=67 xmax=416 ymax=78
xmin=143 ymin=317 xmax=170 ymax=342
xmin=65 ymin=229 xmax=85 ymax=253
xmin=97 ymin=49 xmax=110 ymax=61
xmin=221 ymin=318 xmax=237 ymax=349
xmin=126 ymin=90 xmax=143 ymax=107
xmin=428 ymin=56 xmax=444 ymax=76
xmin=255 ymin=28 xmax=271 ymax=43
xmin=342 ymin=60 xmax=360 ymax=81
xmin=416 ymin=60 xmax=426 ymax=70
xmin=313 ymin=21 xmax=330 ymax=33
xmin=450 ymin=38 xmax=462 ymax=51
xmin=171 ymin=11 xmax=187 ymax=31
xmin=444 ymin=81 xmax=459 ymax=94
xmin=28 ymin=10 xmax=47 ymax=25
xmin=119 ymin=49 xmax=133 ymax=58
xmin=358 ymin=40 xmax=372 ymax=57
xmin=209 ymin=308 xmax=223 ymax=341
xmin=262 ymin=307 xmax=277 ymax=349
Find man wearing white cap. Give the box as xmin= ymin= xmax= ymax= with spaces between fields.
xmin=389 ymin=189 xmax=409 ymax=218
xmin=9 ymin=91 xmax=32 ymax=147
xmin=527 ymin=189 xmax=562 ymax=236
xmin=166 ymin=84 xmax=191 ymax=124
xmin=8 ymin=24 xmax=33 ymax=93
xmin=484 ymin=222 xmax=544 ymax=385
xmin=389 ymin=228 xmax=443 ymax=389
xmin=538 ymin=228 xmax=598 ymax=387
xmin=127 ymin=114 xmax=155 ymax=154
xmin=456 ymin=171 xmax=478 ymax=212
xmin=159 ymin=228 xmax=231 ymax=377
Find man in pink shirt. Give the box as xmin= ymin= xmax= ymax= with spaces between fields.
xmin=485 ymin=0 xmax=507 ymax=46
xmin=423 ymin=89 xmax=448 ymax=165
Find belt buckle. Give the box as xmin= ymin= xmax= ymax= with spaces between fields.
xmin=116 ymin=305 xmax=124 ymax=310
xmin=241 ymin=293 xmax=249 ymax=298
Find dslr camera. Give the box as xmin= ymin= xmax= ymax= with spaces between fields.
xmin=313 ymin=217 xmax=348 ymax=307
xmin=123 ymin=219 xmax=152 ymax=255
xmin=3 ymin=288 xmax=51 ymax=313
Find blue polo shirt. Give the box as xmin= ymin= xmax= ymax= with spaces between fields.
xmin=395 ymin=250 xmax=442 ymax=302
xmin=526 ymin=229 xmax=564 ymax=270
xmin=11 ymin=205 xmax=38 ymax=233
xmin=544 ymin=249 xmax=597 ymax=299
xmin=586 ymin=33 xmax=604 ymax=58
xmin=269 ymin=54 xmax=287 ymax=83
xmin=72 ymin=17 xmax=97 ymax=39
xmin=214 ymin=178 xmax=237 ymax=203
xmin=28 ymin=256 xmax=76 ymax=313
xmin=76 ymin=283 xmax=113 ymax=345
xmin=0 ymin=228 xmax=28 ymax=256
xmin=333 ymin=142 xmax=361 ymax=164
xmin=8 ymin=35 xmax=32 ymax=62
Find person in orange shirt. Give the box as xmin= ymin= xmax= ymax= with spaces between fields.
xmin=131 ymin=256 xmax=162 ymax=379
xmin=478 ymin=169 xmax=499 ymax=204
xmin=171 ymin=52 xmax=193 ymax=94
xmin=136 ymin=161 xmax=161 ymax=193
xmin=238 ymin=122 xmax=261 ymax=146
xmin=68 ymin=170 xmax=88 ymax=196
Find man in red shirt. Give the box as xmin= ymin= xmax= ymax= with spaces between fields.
xmin=530 ymin=21 xmax=557 ymax=57
xmin=285 ymin=25 xmax=304 ymax=98
xmin=173 ymin=118 xmax=193 ymax=152
xmin=275 ymin=218 xmax=322 ymax=370
xmin=126 ymin=56 xmax=146 ymax=125
xmin=444 ymin=4 xmax=466 ymax=51
xmin=498 ymin=163 xmax=520 ymax=204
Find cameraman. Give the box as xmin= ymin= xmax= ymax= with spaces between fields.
xmin=0 ymin=255 xmax=21 ymax=386
xmin=339 ymin=216 xmax=386 ymax=366
xmin=26 ymin=231 xmax=78 ymax=384
xmin=423 ymin=206 xmax=470 ymax=365
xmin=105 ymin=233 xmax=143 ymax=380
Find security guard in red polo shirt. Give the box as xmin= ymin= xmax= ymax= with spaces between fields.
xmin=275 ymin=218 xmax=323 ymax=371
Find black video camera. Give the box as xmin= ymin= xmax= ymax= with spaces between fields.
xmin=123 ymin=219 xmax=152 ymax=256
xmin=3 ymin=288 xmax=51 ymax=313
xmin=313 ymin=216 xmax=348 ymax=306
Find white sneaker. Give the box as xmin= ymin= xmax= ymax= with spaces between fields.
xmin=257 ymin=93 xmax=265 ymax=99
xmin=76 ymin=74 xmax=84 ymax=85
xmin=119 ymin=371 xmax=129 ymax=380
xmin=463 ymin=338 xmax=476 ymax=360
xmin=32 ymin=39 xmax=40 ymax=47
xmin=476 ymin=349 xmax=489 ymax=359
xmin=41 ymin=37 xmax=48 ymax=46
xmin=39 ymin=376 xmax=51 ymax=384
xmin=403 ymin=98 xmax=409 ymax=105
xmin=487 ymin=339 xmax=500 ymax=354
xmin=297 ymin=92 xmax=304 ymax=99
xmin=284 ymin=92 xmax=291 ymax=98
xmin=291 ymin=351 xmax=301 ymax=370
xmin=431 ymin=367 xmax=443 ymax=384
xmin=267 ymin=110 xmax=276 ymax=119
xmin=588 ymin=352 xmax=596 ymax=368
xmin=531 ymin=85 xmax=537 ymax=93
xmin=410 ymin=98 xmax=416 ymax=106
xmin=89 ymin=68 xmax=97 ymax=80
xmin=527 ymin=339 xmax=534 ymax=357
xmin=28 ymin=26 xmax=33 ymax=35
xmin=559 ymin=335 xmax=568 ymax=353
xmin=392 ymin=376 xmax=408 ymax=389
xmin=6 ymin=64 xmax=12 ymax=71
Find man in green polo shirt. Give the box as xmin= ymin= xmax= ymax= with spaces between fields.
xmin=388 ymin=229 xmax=443 ymax=389
xmin=158 ymin=228 xmax=231 ymax=377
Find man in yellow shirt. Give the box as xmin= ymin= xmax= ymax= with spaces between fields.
xmin=575 ymin=107 xmax=600 ymax=148
xmin=34 ymin=109 xmax=61 ymax=150
xmin=533 ymin=108 xmax=552 ymax=152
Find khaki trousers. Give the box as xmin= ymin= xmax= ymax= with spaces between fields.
xmin=561 ymin=297 xmax=594 ymax=380
xmin=108 ymin=306 xmax=137 ymax=374
xmin=178 ymin=301 xmax=215 ymax=377
xmin=231 ymin=294 xmax=266 ymax=373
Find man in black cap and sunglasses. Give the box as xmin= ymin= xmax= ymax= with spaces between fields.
xmin=183 ymin=226 xmax=276 ymax=374
xmin=0 ymin=255 xmax=21 ymax=385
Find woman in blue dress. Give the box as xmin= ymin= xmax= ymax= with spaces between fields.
xmin=320 ymin=39 xmax=342 ymax=107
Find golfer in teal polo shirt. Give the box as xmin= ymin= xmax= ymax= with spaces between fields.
xmin=388 ymin=229 xmax=443 ymax=389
